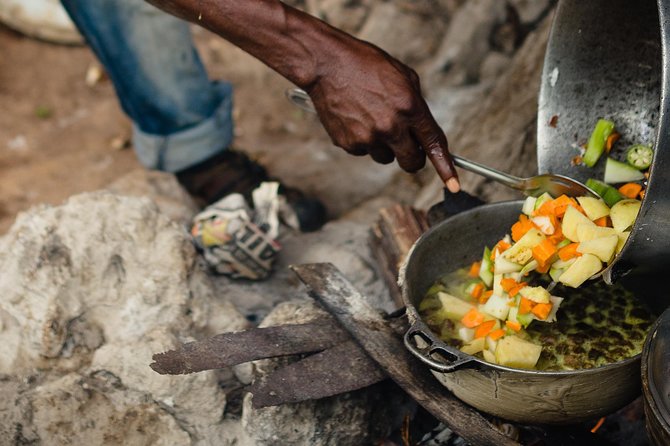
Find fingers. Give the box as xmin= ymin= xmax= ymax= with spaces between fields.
xmin=388 ymin=132 xmax=425 ymax=172
xmin=410 ymin=111 xmax=460 ymax=193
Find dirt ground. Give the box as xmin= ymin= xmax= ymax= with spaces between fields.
xmin=0 ymin=23 xmax=422 ymax=234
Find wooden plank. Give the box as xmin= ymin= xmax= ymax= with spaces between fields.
xmin=292 ymin=263 xmax=519 ymax=446
xmin=150 ymin=320 xmax=347 ymax=375
xmin=249 ymin=340 xmax=386 ymax=408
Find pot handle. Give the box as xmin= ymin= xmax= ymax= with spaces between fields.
xmin=403 ymin=323 xmax=476 ymax=373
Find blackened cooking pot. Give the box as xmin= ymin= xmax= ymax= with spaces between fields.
xmin=537 ymin=0 xmax=670 ymax=313
xmin=400 ymin=201 xmax=643 ymax=424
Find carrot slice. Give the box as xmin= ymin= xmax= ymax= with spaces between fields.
xmin=505 ymin=320 xmax=522 ymax=332
xmin=605 ymin=132 xmax=620 ymax=152
xmin=492 ymin=240 xmax=511 ymax=258
xmin=532 ymin=239 xmax=557 ymax=266
xmin=508 ymin=282 xmax=527 ymax=297
xmin=618 ymin=183 xmax=643 ymax=199
xmin=500 ymin=278 xmax=518 ymax=292
xmin=461 ymin=308 xmax=485 ymax=328
xmin=536 ymin=262 xmax=551 ymax=274
xmin=593 ymin=216 xmax=609 ymax=227
xmin=531 ymin=302 xmax=553 ymax=320
xmin=558 ymin=243 xmax=581 ymax=261
xmin=511 ymin=215 xmax=534 ymax=242
xmin=479 ymin=290 xmax=493 ymax=304
xmin=518 ymin=297 xmax=534 ymax=315
xmin=551 ymin=195 xmax=574 ymax=217
xmin=474 ymin=320 xmax=497 ymax=339
xmin=548 ymin=224 xmax=564 ymax=244
xmin=468 ymin=261 xmax=481 ymax=278
xmin=470 ymin=283 xmax=484 ymax=299
xmin=488 ymin=329 xmax=505 ymax=341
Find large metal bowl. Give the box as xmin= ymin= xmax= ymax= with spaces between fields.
xmin=400 ymin=201 xmax=643 ymax=424
xmin=537 ymin=0 xmax=670 ymax=314
xmin=642 ymin=307 xmax=670 ymax=445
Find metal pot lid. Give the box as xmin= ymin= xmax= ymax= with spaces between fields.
xmin=537 ymin=0 xmax=670 ymax=305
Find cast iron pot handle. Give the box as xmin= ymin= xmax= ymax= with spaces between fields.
xmin=403 ymin=322 xmax=476 ymax=373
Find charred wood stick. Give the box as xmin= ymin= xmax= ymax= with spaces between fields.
xmin=292 ymin=263 xmax=519 ymax=446
xmin=249 ymin=340 xmax=386 ymax=408
xmin=369 ymin=204 xmax=429 ymax=309
xmin=151 ymin=319 xmax=347 ymax=375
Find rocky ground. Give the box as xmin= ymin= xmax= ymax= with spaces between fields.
xmin=0 ymin=1 xmax=556 ymax=444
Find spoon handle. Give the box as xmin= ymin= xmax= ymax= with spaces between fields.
xmin=451 ymin=155 xmax=525 ymax=191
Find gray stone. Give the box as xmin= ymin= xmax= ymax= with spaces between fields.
xmin=509 ymin=0 xmax=554 ymax=25
xmin=425 ymin=0 xmax=508 ymax=87
xmin=29 ymin=372 xmax=191 ymax=446
xmin=358 ymin=2 xmax=446 ymax=65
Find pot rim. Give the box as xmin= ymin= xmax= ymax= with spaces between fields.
xmin=641 ymin=311 xmax=670 ymax=431
xmin=401 ymin=200 xmax=647 ymax=377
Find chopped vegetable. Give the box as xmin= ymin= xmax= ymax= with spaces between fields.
xmin=505 ymin=320 xmax=521 ymax=332
xmin=468 ymin=261 xmax=481 ymax=278
xmin=531 ymin=302 xmax=553 ymax=321
xmin=480 ymin=289 xmax=493 ymax=304
xmin=593 ymin=216 xmax=608 ymax=227
xmin=461 ymin=308 xmax=485 ymax=328
xmin=618 ymin=183 xmax=643 ymax=199
xmin=479 ymin=247 xmax=493 ymax=287
xmin=577 ymin=197 xmax=610 ymax=221
xmin=610 ymin=199 xmax=641 ymax=232
xmin=558 ymin=242 xmax=581 ymax=261
xmin=488 ymin=329 xmax=506 ymax=341
xmin=586 ymin=178 xmax=625 ymax=207
xmin=475 ymin=320 xmax=497 ymax=339
xmin=626 ymin=144 xmax=653 ymax=170
xmin=605 ymin=132 xmax=620 ymax=152
xmin=604 ymin=157 xmax=645 ymax=184
xmin=511 ymin=215 xmax=534 ymax=242
xmin=531 ymin=239 xmax=557 ymax=266
xmin=470 ymin=282 xmax=484 ymax=299
xmin=583 ymin=119 xmax=615 ymax=167
xmin=518 ymin=297 xmax=534 ymax=315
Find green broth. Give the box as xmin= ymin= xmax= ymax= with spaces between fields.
xmin=420 ymin=268 xmax=655 ymax=371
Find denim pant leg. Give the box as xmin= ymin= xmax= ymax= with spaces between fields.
xmin=61 ymin=0 xmax=234 ymax=172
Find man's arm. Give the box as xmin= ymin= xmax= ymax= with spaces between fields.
xmin=146 ymin=0 xmax=460 ymax=191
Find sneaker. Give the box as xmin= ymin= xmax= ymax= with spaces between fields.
xmin=176 ymin=149 xmax=327 ymax=232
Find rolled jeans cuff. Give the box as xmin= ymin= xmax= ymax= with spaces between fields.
xmin=132 ymin=82 xmax=234 ymax=173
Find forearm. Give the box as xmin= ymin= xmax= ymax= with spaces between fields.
xmin=145 ymin=0 xmax=350 ymax=88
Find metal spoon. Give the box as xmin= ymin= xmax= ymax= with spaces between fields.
xmin=451 ymin=155 xmax=598 ymax=198
xmin=285 ymin=88 xmax=598 ymax=198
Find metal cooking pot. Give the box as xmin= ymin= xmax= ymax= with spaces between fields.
xmin=642 ymin=307 xmax=670 ymax=445
xmin=537 ymin=0 xmax=670 ymax=313
xmin=401 ymin=0 xmax=669 ymax=426
xmin=400 ymin=201 xmax=643 ymax=424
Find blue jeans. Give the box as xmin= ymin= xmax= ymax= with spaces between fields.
xmin=61 ymin=0 xmax=233 ymax=172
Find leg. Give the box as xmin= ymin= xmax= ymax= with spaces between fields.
xmin=61 ymin=0 xmax=233 ymax=172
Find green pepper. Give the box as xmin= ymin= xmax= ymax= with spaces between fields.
xmin=585 ymin=178 xmax=625 ymax=207
xmin=583 ymin=119 xmax=616 ymax=167
xmin=626 ymin=144 xmax=653 ymax=170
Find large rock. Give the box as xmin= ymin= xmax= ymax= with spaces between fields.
xmin=0 ymin=192 xmax=248 ymax=443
